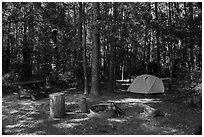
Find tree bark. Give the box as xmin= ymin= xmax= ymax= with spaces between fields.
xmin=121 ymin=61 xmax=124 ymax=80
xmin=79 ymin=97 xmax=88 ymax=112
xmin=90 ymin=2 xmax=100 ymax=97
xmin=22 ymin=33 xmax=31 ymax=79
xmin=51 ymin=29 xmax=58 ymax=81
xmin=155 ymin=2 xmax=160 ymax=77
xmin=77 ymin=2 xmax=83 ymax=63
xmin=168 ymin=2 xmax=173 ymax=78
xmin=82 ymin=2 xmax=89 ymax=94
xmin=49 ymin=92 xmax=65 ymax=118
xmin=108 ymin=2 xmax=118 ymax=93
xmin=147 ymin=3 xmax=151 ymax=71
xmin=5 ymin=23 xmax=11 ymax=73
xmin=189 ymin=2 xmax=194 ymax=78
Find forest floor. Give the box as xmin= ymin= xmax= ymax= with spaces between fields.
xmin=2 ymin=78 xmax=202 ymax=135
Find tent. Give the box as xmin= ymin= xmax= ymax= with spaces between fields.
xmin=127 ymin=74 xmax=164 ymax=94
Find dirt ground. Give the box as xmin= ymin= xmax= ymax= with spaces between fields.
xmin=2 ymin=79 xmax=202 ymax=135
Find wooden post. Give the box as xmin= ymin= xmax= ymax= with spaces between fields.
xmin=49 ymin=92 xmax=65 ymax=118
xmin=79 ymin=97 xmax=87 ymax=113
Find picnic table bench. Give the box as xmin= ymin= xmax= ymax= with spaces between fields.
xmin=15 ymin=80 xmax=50 ymax=100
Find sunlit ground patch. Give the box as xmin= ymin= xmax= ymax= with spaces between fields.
xmin=31 ymin=130 xmax=46 ymax=135
xmin=18 ymin=101 xmax=33 ymax=105
xmin=9 ymin=110 xmax=19 ymax=114
xmin=3 ymin=101 xmax=15 ymax=105
xmin=162 ymin=128 xmax=180 ymax=134
xmin=3 ymin=108 xmax=19 ymax=114
xmin=26 ymin=110 xmax=41 ymax=115
xmin=18 ymin=114 xmax=29 ymax=119
xmin=26 ymin=117 xmax=35 ymax=120
xmin=107 ymin=118 xmax=127 ymax=123
xmin=19 ymin=119 xmax=27 ymax=124
xmin=69 ymin=117 xmax=90 ymax=122
xmin=5 ymin=127 xmax=25 ymax=134
xmin=6 ymin=123 xmax=27 ymax=128
xmin=53 ymin=122 xmax=81 ymax=129
xmin=34 ymin=119 xmax=44 ymax=124
xmin=110 ymin=98 xmax=161 ymax=104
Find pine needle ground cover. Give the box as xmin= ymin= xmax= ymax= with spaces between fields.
xmin=2 ymin=79 xmax=201 ymax=135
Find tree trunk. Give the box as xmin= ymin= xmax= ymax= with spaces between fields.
xmin=189 ymin=2 xmax=194 ymax=78
xmin=147 ymin=3 xmax=151 ymax=72
xmin=82 ymin=2 xmax=88 ymax=94
xmin=77 ymin=2 xmax=83 ymax=63
xmin=181 ymin=2 xmax=188 ymax=70
xmin=168 ymin=2 xmax=173 ymax=78
xmin=22 ymin=33 xmax=31 ymax=79
xmin=155 ymin=2 xmax=160 ymax=77
xmin=52 ymin=29 xmax=58 ymax=81
xmin=108 ymin=2 xmax=118 ymax=93
xmin=79 ymin=97 xmax=88 ymax=112
xmin=121 ymin=61 xmax=124 ymax=80
xmin=73 ymin=3 xmax=77 ymax=36
xmin=143 ymin=25 xmax=147 ymax=69
xmin=5 ymin=23 xmax=11 ymax=73
xmin=90 ymin=2 xmax=100 ymax=97
xmin=49 ymin=92 xmax=65 ymax=118
xmin=109 ymin=37 xmax=115 ymax=92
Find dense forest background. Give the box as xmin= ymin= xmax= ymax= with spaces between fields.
xmin=2 ymin=2 xmax=202 ymax=95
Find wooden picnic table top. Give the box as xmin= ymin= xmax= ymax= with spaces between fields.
xmin=14 ymin=80 xmax=49 ymax=86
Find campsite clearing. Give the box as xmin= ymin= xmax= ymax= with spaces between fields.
xmin=2 ymin=78 xmax=202 ymax=135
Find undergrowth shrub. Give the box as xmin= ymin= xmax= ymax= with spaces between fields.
xmin=2 ymin=72 xmax=19 ymax=87
xmin=185 ymin=91 xmax=202 ymax=109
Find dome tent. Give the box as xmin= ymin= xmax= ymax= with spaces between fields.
xmin=127 ymin=74 xmax=164 ymax=94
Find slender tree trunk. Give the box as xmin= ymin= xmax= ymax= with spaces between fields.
xmin=108 ymin=2 xmax=117 ymax=92
xmin=109 ymin=36 xmax=115 ymax=92
xmin=73 ymin=3 xmax=77 ymax=36
xmin=22 ymin=18 xmax=31 ymax=79
xmin=183 ymin=2 xmax=191 ymax=78
xmin=144 ymin=24 xmax=148 ymax=72
xmin=77 ymin=3 xmax=83 ymax=64
xmin=168 ymin=2 xmax=173 ymax=78
xmin=90 ymin=2 xmax=100 ymax=97
xmin=129 ymin=47 xmax=132 ymax=82
xmin=147 ymin=3 xmax=151 ymax=72
xmin=77 ymin=2 xmax=83 ymax=87
xmin=5 ymin=23 xmax=11 ymax=73
xmin=121 ymin=61 xmax=124 ymax=80
xmin=51 ymin=29 xmax=58 ymax=81
xmin=155 ymin=2 xmax=160 ymax=77
xmin=28 ymin=5 xmax=34 ymax=78
xmin=182 ymin=2 xmax=188 ymax=69
xmin=82 ymin=2 xmax=88 ymax=94
xmin=143 ymin=26 xmax=147 ymax=64
xmin=73 ymin=4 xmax=77 ymax=67
xmin=189 ymin=2 xmax=194 ymax=78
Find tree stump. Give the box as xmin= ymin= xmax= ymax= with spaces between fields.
xmin=79 ymin=97 xmax=88 ymax=113
xmin=49 ymin=92 xmax=65 ymax=118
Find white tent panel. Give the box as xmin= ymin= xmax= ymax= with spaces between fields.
xmin=127 ymin=74 xmax=164 ymax=94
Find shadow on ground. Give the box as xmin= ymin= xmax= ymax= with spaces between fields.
xmin=2 ymin=79 xmax=202 ymax=135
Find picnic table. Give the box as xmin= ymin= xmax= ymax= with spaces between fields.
xmin=15 ymin=80 xmax=50 ymax=100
